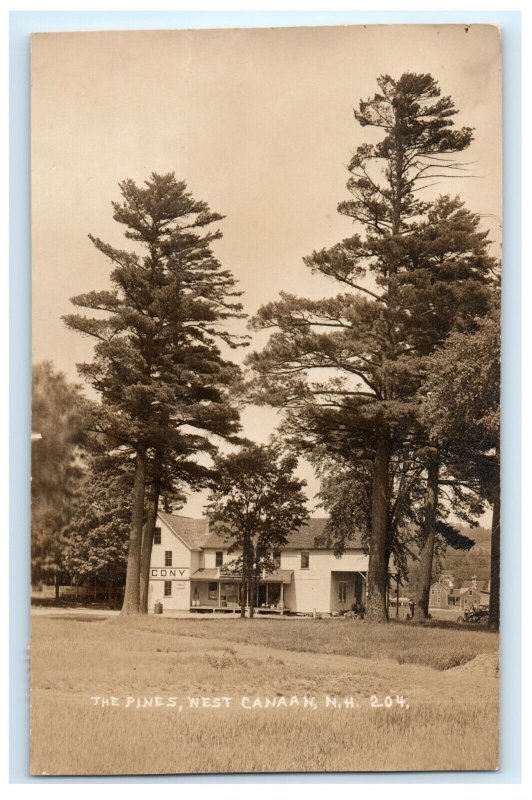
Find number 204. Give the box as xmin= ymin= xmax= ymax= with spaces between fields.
xmin=370 ymin=694 xmax=409 ymax=709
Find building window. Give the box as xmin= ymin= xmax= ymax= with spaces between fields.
xmin=165 ymin=551 xmax=172 ymax=567
xmin=273 ymin=550 xmax=281 ymax=569
xmin=301 ymin=551 xmax=309 ymax=569
xmin=215 ymin=551 xmax=224 ymax=567
xmin=338 ymin=581 xmax=348 ymax=604
xmin=154 ymin=527 xmax=161 ymax=545
xmin=208 ymin=582 xmax=218 ymax=600
xmin=164 ymin=581 xmax=172 ymax=597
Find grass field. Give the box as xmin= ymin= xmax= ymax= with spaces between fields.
xmin=30 ymin=614 xmax=499 ymax=775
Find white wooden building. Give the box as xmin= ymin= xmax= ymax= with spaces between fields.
xmin=148 ymin=512 xmax=396 ymax=615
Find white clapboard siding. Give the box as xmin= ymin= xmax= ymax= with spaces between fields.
xmin=149 ymin=517 xmax=200 ymax=611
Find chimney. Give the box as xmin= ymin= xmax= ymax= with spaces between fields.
xmin=471 ymin=575 xmax=477 ymax=590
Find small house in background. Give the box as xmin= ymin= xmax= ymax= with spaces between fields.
xmin=459 ymin=575 xmax=489 ymax=610
xmin=429 ymin=573 xmax=490 ymax=611
xmin=429 ymin=580 xmax=452 ymax=608
xmin=458 ymin=586 xmax=484 ymax=610
xmin=429 ymin=571 xmax=460 ymax=608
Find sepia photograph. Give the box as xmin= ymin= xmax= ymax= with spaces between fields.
xmin=29 ymin=23 xmax=501 ymax=775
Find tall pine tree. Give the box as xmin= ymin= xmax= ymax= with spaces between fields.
xmin=248 ymin=74 xmax=495 ymax=622
xmin=65 ymin=173 xmax=245 ymax=614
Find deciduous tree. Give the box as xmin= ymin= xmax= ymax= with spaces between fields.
xmin=421 ymin=303 xmax=500 ymax=627
xmin=205 ymin=444 xmax=310 ymax=618
xmin=31 ymin=362 xmax=90 ymax=595
xmin=64 ymin=454 xmax=131 ymax=602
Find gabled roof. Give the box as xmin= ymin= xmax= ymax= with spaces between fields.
xmin=157 ymin=513 xmax=365 ymax=552
xmin=158 ymin=512 xmax=210 ymax=550
xmin=430 ymin=581 xmax=450 ymax=591
xmin=203 ymin=518 xmax=365 ymax=551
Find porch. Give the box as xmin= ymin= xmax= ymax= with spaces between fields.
xmin=331 ymin=567 xmax=400 ymax=615
xmin=189 ymin=568 xmax=293 ymax=614
xmin=331 ymin=570 xmax=368 ymax=614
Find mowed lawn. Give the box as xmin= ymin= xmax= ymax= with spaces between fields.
xmin=30 ymin=615 xmax=499 ymax=775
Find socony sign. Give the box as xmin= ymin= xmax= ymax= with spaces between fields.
xmin=150 ymin=568 xmax=189 ymax=580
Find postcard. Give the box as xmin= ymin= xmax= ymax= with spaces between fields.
xmin=30 ymin=24 xmax=501 ymax=775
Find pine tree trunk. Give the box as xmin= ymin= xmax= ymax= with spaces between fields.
xmin=249 ymin=579 xmax=255 ymax=619
xmin=489 ymin=473 xmax=500 ymax=630
xmin=139 ymin=452 xmax=163 ymax=614
xmin=139 ymin=486 xmax=160 ymax=614
xmin=240 ymin=538 xmax=248 ymax=618
xmin=413 ymin=456 xmax=439 ymax=622
xmin=240 ymin=574 xmax=246 ymax=618
xmin=366 ymin=435 xmax=392 ymax=623
xmin=121 ymin=444 xmax=147 ymax=615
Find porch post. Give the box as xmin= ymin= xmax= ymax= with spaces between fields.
xmin=218 ymin=581 xmax=221 ymax=608
xmin=280 ymin=582 xmax=284 ymax=608
xmin=266 ymin=583 xmax=269 ymax=607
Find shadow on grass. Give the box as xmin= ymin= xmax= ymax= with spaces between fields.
xmin=391 ymin=617 xmax=496 ymax=633
xmin=31 ymin=597 xmax=120 ymax=610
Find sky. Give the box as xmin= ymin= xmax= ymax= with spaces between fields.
xmin=31 ymin=24 xmax=501 ymax=519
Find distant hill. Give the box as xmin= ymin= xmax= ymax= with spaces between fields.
xmin=454 ymin=524 xmax=492 ymax=553
xmin=402 ymin=524 xmax=492 ymax=592
xmin=439 ymin=524 xmax=491 ymax=584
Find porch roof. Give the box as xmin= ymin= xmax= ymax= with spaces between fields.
xmin=191 ymin=568 xmax=293 ymax=584
xmin=191 ymin=568 xmax=219 ymax=581
xmin=263 ymin=569 xmax=293 ymax=584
